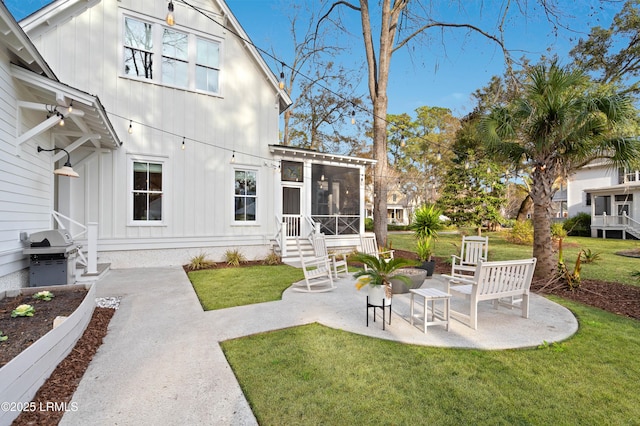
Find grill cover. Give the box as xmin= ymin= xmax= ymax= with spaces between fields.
xmin=28 ymin=230 xmax=73 ymax=248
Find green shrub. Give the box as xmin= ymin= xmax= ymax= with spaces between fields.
xmin=186 ymin=252 xmax=216 ymax=271
xmin=225 ymin=249 xmax=248 ymax=267
xmin=364 ymin=218 xmax=374 ymax=231
xmin=506 ymin=220 xmax=534 ymax=245
xmin=0 ymin=330 xmax=7 ymax=342
xmin=563 ymin=213 xmax=591 ymax=237
xmin=580 ymin=248 xmax=601 ymax=264
xmin=388 ymin=224 xmax=410 ymax=231
xmin=410 ymin=204 xmax=443 ymax=239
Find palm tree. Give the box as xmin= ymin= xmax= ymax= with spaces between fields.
xmin=479 ymin=60 xmax=639 ymax=279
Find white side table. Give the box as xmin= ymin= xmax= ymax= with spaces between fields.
xmin=410 ymin=288 xmax=450 ymax=333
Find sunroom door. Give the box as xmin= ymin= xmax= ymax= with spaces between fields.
xmin=282 ymin=186 xmax=301 ymax=236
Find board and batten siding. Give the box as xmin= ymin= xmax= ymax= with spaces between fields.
xmin=0 ymin=48 xmax=57 ymax=290
xmin=26 ymin=0 xmax=281 ymax=266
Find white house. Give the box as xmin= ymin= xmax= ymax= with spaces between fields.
xmin=1 ymin=0 xmax=371 ymax=289
xmin=567 ymin=161 xmax=640 ymax=239
xmin=0 ymin=2 xmax=120 ymax=292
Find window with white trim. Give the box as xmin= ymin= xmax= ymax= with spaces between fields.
xmin=122 ymin=16 xmax=220 ymax=94
xmin=132 ymin=161 xmax=163 ymax=222
xmin=234 ymin=170 xmax=257 ymax=221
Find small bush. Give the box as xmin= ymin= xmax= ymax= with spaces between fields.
xmin=364 ymin=218 xmax=374 ymax=231
xmin=186 ymin=252 xmax=216 ymax=271
xmin=225 ymin=249 xmax=248 ymax=267
xmin=563 ymin=213 xmax=591 ymax=237
xmin=506 ymin=220 xmax=534 ymax=245
xmin=581 ymin=248 xmax=601 ymax=264
xmin=0 ymin=330 xmax=8 ymax=342
xmin=262 ymin=251 xmax=282 ymax=265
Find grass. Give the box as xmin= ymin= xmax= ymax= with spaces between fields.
xmin=188 ymin=265 xmax=304 ymax=310
xmin=222 ymin=299 xmax=640 ymax=424
xmin=389 ymin=231 xmax=640 ymax=286
xmin=190 ymin=233 xmax=640 ymax=423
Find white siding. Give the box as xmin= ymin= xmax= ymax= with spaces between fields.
xmin=27 ymin=0 xmax=282 ymax=264
xmin=567 ymin=166 xmax=617 ymax=217
xmin=0 ymin=48 xmax=56 ymax=289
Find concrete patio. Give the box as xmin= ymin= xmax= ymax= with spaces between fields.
xmin=60 ymin=266 xmax=578 ymax=425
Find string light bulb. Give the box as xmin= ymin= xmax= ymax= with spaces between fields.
xmin=400 ymin=136 xmax=405 ymax=148
xmin=351 ymin=109 xmax=356 ymax=125
xmin=436 ymin=151 xmax=442 ymax=161
xmin=67 ymin=101 xmax=73 ymax=114
xmin=181 ymin=137 xmax=185 ymax=150
xmin=464 ymin=161 xmax=470 ymax=170
xmin=128 ymin=120 xmax=133 ymax=134
xmin=279 ymin=62 xmax=285 ymax=90
xmin=230 ymin=150 xmax=236 ymax=164
xmin=166 ymin=1 xmax=175 ymax=26
xmin=57 ymin=112 xmax=65 ymax=126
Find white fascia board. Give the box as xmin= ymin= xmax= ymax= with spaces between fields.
xmin=11 ymin=63 xmax=121 ymax=149
xmin=0 ymin=2 xmax=57 ymax=78
xmin=269 ymin=145 xmax=377 ymax=166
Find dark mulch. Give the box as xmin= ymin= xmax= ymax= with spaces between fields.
xmin=1 ymin=291 xmax=114 ymax=426
xmin=0 ymin=290 xmax=87 ymax=367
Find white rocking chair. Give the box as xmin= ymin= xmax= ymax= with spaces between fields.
xmin=451 ymin=235 xmax=489 ymax=278
xmin=311 ymin=233 xmax=348 ymax=278
xmin=359 ymin=232 xmax=394 ymax=262
xmin=292 ymin=237 xmax=336 ymax=293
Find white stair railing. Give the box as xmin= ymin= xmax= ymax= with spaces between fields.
xmin=51 ymin=211 xmax=98 ymax=275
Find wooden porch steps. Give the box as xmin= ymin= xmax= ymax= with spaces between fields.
xmin=273 ymin=237 xmax=314 ymax=267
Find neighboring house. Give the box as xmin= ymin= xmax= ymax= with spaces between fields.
xmin=386 ymin=188 xmax=412 ymax=226
xmin=0 ymin=2 xmax=120 ymax=292
xmin=567 ymin=161 xmax=640 ymax=239
xmin=3 ymin=0 xmax=371 ymax=282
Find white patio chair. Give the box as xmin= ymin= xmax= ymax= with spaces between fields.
xmin=451 ymin=235 xmax=489 ymax=278
xmin=359 ymin=232 xmax=394 ymax=262
xmin=311 ymin=233 xmax=348 ymax=278
xmin=292 ymin=237 xmax=336 ymax=292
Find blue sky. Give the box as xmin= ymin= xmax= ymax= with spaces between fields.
xmin=6 ymin=0 xmax=621 ymax=118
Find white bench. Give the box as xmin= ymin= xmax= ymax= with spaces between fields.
xmin=442 ymin=258 xmax=537 ymax=330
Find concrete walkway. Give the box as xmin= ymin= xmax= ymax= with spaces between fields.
xmin=60 ymin=267 xmax=578 ymax=425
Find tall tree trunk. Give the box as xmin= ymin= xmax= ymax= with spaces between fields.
xmin=530 ymin=172 xmax=556 ymax=279
xmin=373 ymin=99 xmax=389 ymax=246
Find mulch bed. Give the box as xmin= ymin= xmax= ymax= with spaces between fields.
xmin=0 ymin=290 xmax=88 ymax=367
xmin=0 ymin=291 xmax=114 ymax=426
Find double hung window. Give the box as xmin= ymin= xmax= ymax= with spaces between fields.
xmin=132 ymin=161 xmax=163 ymax=222
xmin=123 ymin=16 xmax=220 ymax=94
xmin=234 ymin=170 xmax=257 ymax=222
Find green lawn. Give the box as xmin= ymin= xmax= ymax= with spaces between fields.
xmin=188 ymin=265 xmax=304 ymax=310
xmin=389 ymin=231 xmax=640 ymax=286
xmin=222 ymin=299 xmax=640 ymax=424
xmin=191 ymin=233 xmax=640 ymax=424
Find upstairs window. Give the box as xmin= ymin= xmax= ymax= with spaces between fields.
xmin=162 ymin=28 xmax=188 ymax=87
xmin=196 ymin=38 xmax=220 ymax=92
xmin=122 ymin=15 xmax=221 ymax=94
xmin=124 ymin=17 xmax=153 ymax=79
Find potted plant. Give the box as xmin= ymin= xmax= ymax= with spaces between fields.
xmin=410 ymin=203 xmax=444 ymax=276
xmin=353 ymin=253 xmax=417 ymax=304
xmin=415 ymin=236 xmax=436 ymax=276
